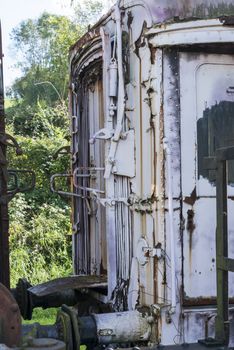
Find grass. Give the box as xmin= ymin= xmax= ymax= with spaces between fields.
xmin=23 ymin=307 xmax=58 ymax=325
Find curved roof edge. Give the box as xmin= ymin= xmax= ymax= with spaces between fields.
xmin=70 ymin=0 xmax=234 ymax=58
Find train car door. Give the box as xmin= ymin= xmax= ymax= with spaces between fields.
xmin=180 ymin=52 xmax=234 ymax=303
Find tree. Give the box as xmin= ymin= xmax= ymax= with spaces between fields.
xmin=6 ymin=2 xmax=108 ymax=289
xmin=10 ymin=13 xmax=80 ymax=104
xmin=7 ymin=13 xmax=79 ymax=136
xmin=6 ymin=13 xmax=78 ymax=286
xmin=72 ymin=0 xmax=104 ymax=29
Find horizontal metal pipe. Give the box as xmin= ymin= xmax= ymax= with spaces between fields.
xmin=78 ymin=316 xmax=97 ymax=344
xmin=93 ymin=311 xmax=151 ymax=344
xmin=31 ymin=289 xmax=79 ymax=309
xmin=22 ymin=310 xmax=151 ymax=347
xmin=22 ymin=324 xmax=59 ymax=339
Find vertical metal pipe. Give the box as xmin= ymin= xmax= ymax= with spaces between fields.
xmin=100 ymin=27 xmax=117 ymax=298
xmin=163 ymin=139 xmax=176 ymax=314
xmin=215 ymin=158 xmax=229 ymax=344
xmin=104 ymin=2 xmax=125 ymax=179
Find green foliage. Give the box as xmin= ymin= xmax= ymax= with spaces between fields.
xmin=23 ymin=308 xmax=58 ymax=325
xmin=73 ymin=0 xmax=104 ymax=29
xmin=7 ymin=112 xmax=70 ymax=207
xmin=6 ymin=2 xmax=107 ymax=291
xmin=9 ymin=194 xmax=72 ymax=287
xmin=7 ymin=99 xmax=69 ymax=137
xmin=6 ymin=13 xmax=76 ymax=287
xmin=6 ymin=13 xmax=80 ymax=137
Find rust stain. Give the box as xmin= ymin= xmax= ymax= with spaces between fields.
xmin=149 ymin=43 xmax=157 ymax=64
xmin=186 ymin=209 xmax=195 ymax=235
xmin=183 ymin=296 xmax=234 ymax=306
xmin=184 ymin=188 xmax=197 ymax=268
xmin=127 ymin=11 xmax=134 ymax=28
xmin=186 ymin=208 xmax=195 ymax=269
xmin=133 ymin=21 xmax=148 ymax=58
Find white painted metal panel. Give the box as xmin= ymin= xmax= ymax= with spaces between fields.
xmin=180 ymin=52 xmax=234 ymax=299
xmin=114 ymin=130 xmax=135 ymax=178
xmin=147 ymin=19 xmax=234 ymax=47
xmin=180 ymin=53 xmax=234 ymax=197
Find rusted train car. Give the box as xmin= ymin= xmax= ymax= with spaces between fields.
xmin=2 ymin=0 xmax=234 ymax=348
xmin=68 ymin=0 xmax=234 ymax=347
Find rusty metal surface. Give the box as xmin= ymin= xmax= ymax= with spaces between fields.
xmin=0 ymin=283 xmax=21 ymax=346
xmin=29 ymin=275 xmax=107 ymax=297
xmin=184 ymin=297 xmax=234 ymax=307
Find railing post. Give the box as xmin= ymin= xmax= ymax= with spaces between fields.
xmin=215 ymin=157 xmax=229 ymax=344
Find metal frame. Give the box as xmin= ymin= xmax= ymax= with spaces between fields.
xmin=215 ymin=147 xmax=234 ymax=345
xmin=147 ymin=19 xmax=234 ymax=47
xmin=50 ymin=173 xmax=83 ymax=199
xmin=73 ymin=167 xmax=105 ymax=195
xmin=203 ymin=146 xmax=234 ymax=345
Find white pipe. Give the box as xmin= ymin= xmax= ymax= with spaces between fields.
xmin=164 ymin=138 xmax=176 ymax=314
xmin=100 ymin=27 xmax=118 ymax=298
xmin=93 ymin=310 xmax=151 ymax=344
xmin=104 ymin=2 xmax=125 ymax=178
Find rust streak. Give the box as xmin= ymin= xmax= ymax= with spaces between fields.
xmin=184 ymin=296 xmax=234 ymax=307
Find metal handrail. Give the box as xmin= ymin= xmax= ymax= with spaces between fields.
xmin=50 ymin=173 xmax=85 ymax=199
xmin=73 ymin=167 xmax=105 ymax=195
xmin=50 ymin=173 xmax=98 ymax=216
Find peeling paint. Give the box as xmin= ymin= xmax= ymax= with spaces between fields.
xmin=69 ymin=1 xmax=234 ymax=347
